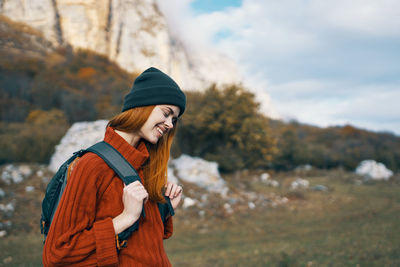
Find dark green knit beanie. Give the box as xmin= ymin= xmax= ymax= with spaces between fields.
xmin=122 ymin=67 xmax=186 ymax=116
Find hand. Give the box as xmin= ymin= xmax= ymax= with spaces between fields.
xmin=113 ymin=181 xmax=148 ymax=234
xmin=164 ymin=182 xmax=183 ymax=210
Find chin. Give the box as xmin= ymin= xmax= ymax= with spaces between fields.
xmin=147 ymin=135 xmax=160 ymax=144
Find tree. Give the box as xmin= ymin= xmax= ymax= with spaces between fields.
xmin=174 ymin=84 xmax=277 ymax=172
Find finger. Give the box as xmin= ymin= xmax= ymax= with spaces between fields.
xmin=175 ymin=186 xmax=183 ymax=197
xmin=124 ymin=181 xmax=140 ymax=191
xmin=171 ymin=184 xmax=179 ymax=197
xmin=132 ymin=191 xmax=148 ymax=203
xmin=165 ymin=182 xmax=173 ymax=197
xmin=132 ymin=180 xmax=144 ymax=188
xmin=128 ymin=182 xmax=147 ymax=192
xmin=139 ymin=192 xmax=149 ymax=202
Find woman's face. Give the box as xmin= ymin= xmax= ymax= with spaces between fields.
xmin=138 ymin=105 xmax=180 ymax=144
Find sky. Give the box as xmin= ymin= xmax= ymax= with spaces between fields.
xmin=157 ymin=0 xmax=400 ymax=135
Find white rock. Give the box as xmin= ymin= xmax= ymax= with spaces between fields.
xmin=182 ymin=197 xmax=197 ymax=209
xmin=0 ymin=230 xmax=7 ymax=238
xmin=248 ymin=202 xmax=256 ymax=210
xmin=272 ymin=180 xmax=280 ymax=187
xmin=260 ymin=173 xmax=270 ymax=182
xmin=260 ymin=173 xmax=279 ymax=187
xmin=49 ymin=120 xmax=108 ymax=172
xmin=355 ymin=160 xmax=393 ymax=181
xmin=36 ymin=170 xmax=44 ymax=177
xmin=0 ymin=202 xmax=15 ymax=213
xmin=25 ymin=186 xmax=35 ymax=193
xmin=167 ymin=167 xmax=179 ymax=184
xmin=281 ymin=197 xmax=289 ymax=204
xmin=171 ymin=154 xmax=229 ymax=196
xmin=1 ymin=164 xmax=32 ymax=184
xmin=18 ymin=165 xmax=32 ymax=177
xmin=290 ymin=178 xmax=309 ymax=190
xmin=268 ymin=179 xmax=279 ymax=187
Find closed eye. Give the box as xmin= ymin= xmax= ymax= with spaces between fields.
xmin=162 ymin=106 xmax=178 ymax=124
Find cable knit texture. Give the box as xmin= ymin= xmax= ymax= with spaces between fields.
xmin=43 ymin=127 xmax=173 ymax=266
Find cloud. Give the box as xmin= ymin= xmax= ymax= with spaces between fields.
xmin=157 ymin=0 xmax=400 ymax=135
xmin=269 ymin=81 xmax=400 ymax=134
xmin=311 ymin=0 xmax=400 ymax=37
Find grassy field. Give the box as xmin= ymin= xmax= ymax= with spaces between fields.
xmin=166 ymin=171 xmax=400 ymax=267
xmin=0 ymin=168 xmax=399 ymax=266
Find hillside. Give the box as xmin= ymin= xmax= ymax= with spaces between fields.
xmin=0 ymin=0 xmax=243 ymax=92
xmin=0 ymin=15 xmax=53 ymax=59
xmin=1 ymin=13 xmax=399 ymax=172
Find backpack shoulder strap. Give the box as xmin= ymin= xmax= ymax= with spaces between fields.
xmin=86 ymin=141 xmax=141 ymax=185
xmin=86 ymin=141 xmax=146 ymax=220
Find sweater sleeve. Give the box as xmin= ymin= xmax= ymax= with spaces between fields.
xmin=163 ymin=216 xmax=173 ymax=239
xmin=43 ymin=155 xmax=119 ymax=267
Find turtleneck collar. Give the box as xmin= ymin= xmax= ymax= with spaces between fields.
xmin=103 ymin=126 xmax=149 ymax=170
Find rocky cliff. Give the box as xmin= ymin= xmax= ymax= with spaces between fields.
xmin=0 ymin=0 xmax=242 ymax=90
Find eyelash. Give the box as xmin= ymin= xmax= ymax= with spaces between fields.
xmin=163 ymin=111 xmax=178 ymax=124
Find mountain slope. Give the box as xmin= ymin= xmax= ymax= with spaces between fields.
xmin=0 ymin=0 xmax=243 ymax=91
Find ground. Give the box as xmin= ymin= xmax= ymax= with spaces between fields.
xmin=0 ymin=166 xmax=399 ymax=266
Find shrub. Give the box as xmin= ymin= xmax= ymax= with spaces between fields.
xmin=174 ymin=85 xmax=277 ymax=172
xmin=0 ymin=109 xmax=69 ymax=164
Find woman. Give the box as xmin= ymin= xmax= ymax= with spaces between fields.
xmin=43 ymin=67 xmax=185 ymax=266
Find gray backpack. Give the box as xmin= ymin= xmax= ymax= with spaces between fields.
xmin=40 ymin=141 xmax=174 ymax=244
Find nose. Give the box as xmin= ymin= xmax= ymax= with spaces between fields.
xmin=165 ymin=116 xmax=174 ymax=129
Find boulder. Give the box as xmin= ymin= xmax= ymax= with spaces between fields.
xmin=49 ymin=120 xmax=108 ymax=172
xmin=260 ymin=173 xmax=270 ymax=181
xmin=167 ymin=167 xmax=179 ymax=184
xmin=25 ymin=186 xmax=35 ymax=193
xmin=182 ymin=197 xmax=197 ymax=209
xmin=355 ymin=160 xmax=393 ymax=181
xmin=0 ymin=230 xmax=6 ymax=238
xmin=171 ymin=154 xmax=229 ymax=197
xmin=248 ymin=202 xmax=256 ymax=209
xmin=290 ymin=178 xmax=309 ymax=190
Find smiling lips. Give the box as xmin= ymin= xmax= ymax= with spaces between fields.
xmin=156 ymin=125 xmax=166 ymax=137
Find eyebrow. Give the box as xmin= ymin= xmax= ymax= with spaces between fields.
xmin=166 ymin=107 xmax=178 ymax=118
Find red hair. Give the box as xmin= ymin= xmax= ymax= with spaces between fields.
xmin=107 ymin=106 xmax=176 ymax=202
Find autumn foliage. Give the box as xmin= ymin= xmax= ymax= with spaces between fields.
xmin=0 ymin=45 xmax=134 ymax=164
xmin=1 ymin=16 xmax=399 ymax=171
xmin=173 ymin=85 xmax=277 ymax=172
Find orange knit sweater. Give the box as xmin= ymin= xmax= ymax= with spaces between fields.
xmin=43 ymin=127 xmax=173 ymax=266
